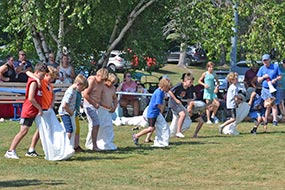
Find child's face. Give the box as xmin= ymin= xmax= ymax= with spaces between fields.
xmin=208 ymin=66 xmax=214 ymax=72
xmin=95 ymin=73 xmax=105 ymax=83
xmin=105 ymin=80 xmax=113 ymax=87
xmin=184 ymin=79 xmax=193 ymax=87
xmin=76 ymin=83 xmax=86 ymax=92
xmin=45 ymin=74 xmax=56 ymax=83
xmin=37 ymin=71 xmax=46 ymax=80
xmin=231 ymin=77 xmax=238 ymax=84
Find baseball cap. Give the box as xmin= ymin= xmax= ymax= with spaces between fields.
xmin=262 ymin=54 xmax=270 ymax=61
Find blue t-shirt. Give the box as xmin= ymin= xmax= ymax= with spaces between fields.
xmin=147 ymin=88 xmax=164 ymax=119
xmin=257 ymin=63 xmax=281 ymax=88
xmin=14 ymin=60 xmax=33 ymax=70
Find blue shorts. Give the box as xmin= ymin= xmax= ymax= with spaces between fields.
xmin=83 ymin=102 xmax=99 ymax=127
xmin=61 ymin=115 xmax=73 ymax=133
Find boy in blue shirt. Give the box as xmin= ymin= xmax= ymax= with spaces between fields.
xmin=132 ymin=78 xmax=171 ymax=145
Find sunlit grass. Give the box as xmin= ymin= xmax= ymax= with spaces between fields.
xmin=0 ymin=119 xmax=285 ymax=190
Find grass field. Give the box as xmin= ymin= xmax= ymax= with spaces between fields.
xmin=1 ymin=64 xmax=285 ymax=190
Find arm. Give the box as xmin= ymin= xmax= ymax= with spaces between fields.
xmin=82 ymin=77 xmax=100 ymax=108
xmin=70 ymin=66 xmax=75 ymax=80
xmin=110 ymin=92 xmax=118 ymax=113
xmin=198 ymin=72 xmax=208 ymax=88
xmin=26 ymin=71 xmax=41 ymax=87
xmin=62 ymin=102 xmax=74 ymax=116
xmin=0 ymin=65 xmax=9 ymax=81
xmin=157 ymin=104 xmax=164 ymax=113
xmin=28 ymin=82 xmax=43 ymax=116
xmin=168 ymin=90 xmax=181 ymax=104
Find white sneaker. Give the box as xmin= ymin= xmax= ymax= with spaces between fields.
xmin=176 ymin=132 xmax=185 ymax=138
xmin=206 ymin=120 xmax=213 ymax=124
xmin=4 ymin=150 xmax=19 ymax=159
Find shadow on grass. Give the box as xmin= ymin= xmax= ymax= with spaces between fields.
xmin=0 ymin=179 xmax=65 ymax=188
xmin=239 ymin=130 xmax=285 ymax=136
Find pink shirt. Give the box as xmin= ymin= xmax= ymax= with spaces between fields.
xmin=121 ymin=80 xmax=138 ymax=100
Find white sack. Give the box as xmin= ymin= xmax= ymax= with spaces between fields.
xmin=143 ymin=107 xmax=170 ymax=147
xmin=96 ymin=107 xmax=117 ymax=150
xmin=169 ymin=113 xmax=192 ymax=137
xmin=85 ymin=107 xmax=117 ymax=150
xmin=113 ymin=115 xmax=148 ymax=127
xmin=222 ymin=102 xmax=250 ymax=135
xmin=35 ymin=109 xmax=75 ymax=161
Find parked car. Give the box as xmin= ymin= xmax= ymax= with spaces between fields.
xmin=99 ymin=50 xmax=131 ymax=72
xmin=214 ymin=70 xmax=230 ymax=98
xmin=167 ymin=45 xmax=207 ymax=65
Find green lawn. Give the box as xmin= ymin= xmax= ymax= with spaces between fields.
xmin=1 ymin=64 xmax=285 ymax=190
xmin=1 ymin=120 xmax=285 ymax=190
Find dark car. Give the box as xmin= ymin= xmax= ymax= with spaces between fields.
xmin=167 ymin=45 xmax=207 ymax=65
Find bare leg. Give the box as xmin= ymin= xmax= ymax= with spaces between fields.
xmin=92 ymin=125 xmax=100 ymax=151
xmin=176 ymin=111 xmax=186 ymax=134
xmin=28 ymin=129 xmax=39 ymax=151
xmin=144 ymin=132 xmax=153 ymax=143
xmin=9 ymin=125 xmax=29 ymax=151
xmin=192 ymin=117 xmax=204 ymax=138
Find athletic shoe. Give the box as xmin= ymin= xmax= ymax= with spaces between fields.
xmin=4 ymin=151 xmax=19 ymax=159
xmin=132 ymin=134 xmax=139 ymax=145
xmin=218 ymin=125 xmax=224 ymax=134
xmin=206 ymin=120 xmax=213 ymax=124
xmin=25 ymin=151 xmax=39 ymax=157
xmin=250 ymin=127 xmax=257 ymax=135
xmin=176 ymin=132 xmax=185 ymax=138
xmin=212 ymin=116 xmax=220 ymax=124
xmin=273 ymin=120 xmax=278 ymax=126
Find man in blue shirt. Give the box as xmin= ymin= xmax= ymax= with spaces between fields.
xmin=14 ymin=50 xmax=33 ymax=82
xmin=257 ymin=54 xmax=282 ymax=126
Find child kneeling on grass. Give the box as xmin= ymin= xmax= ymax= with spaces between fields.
xmin=132 ymin=78 xmax=171 ymax=146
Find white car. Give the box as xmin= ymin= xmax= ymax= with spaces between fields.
xmin=106 ymin=50 xmax=131 ymax=72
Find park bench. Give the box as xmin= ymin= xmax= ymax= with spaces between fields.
xmin=0 ymin=82 xmax=70 ymax=119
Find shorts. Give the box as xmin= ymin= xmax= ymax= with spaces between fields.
xmin=169 ymin=101 xmax=186 ymax=115
xmin=228 ymin=108 xmax=236 ymax=119
xmin=61 ymin=115 xmax=73 ymax=133
xmin=191 ymin=113 xmax=200 ymax=121
xmin=19 ymin=117 xmax=35 ymax=127
xmin=84 ymin=102 xmax=99 ymax=127
xmin=148 ymin=117 xmax=157 ymax=127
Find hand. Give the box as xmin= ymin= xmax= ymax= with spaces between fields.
xmin=214 ymin=86 xmax=219 ymax=94
xmin=204 ymin=84 xmax=209 ymax=89
xmin=263 ymin=74 xmax=269 ymax=79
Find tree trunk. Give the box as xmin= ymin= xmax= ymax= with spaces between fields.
xmin=99 ymin=0 xmax=156 ymax=68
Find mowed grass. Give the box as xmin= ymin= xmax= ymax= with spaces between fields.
xmin=1 ymin=64 xmax=285 ymax=190
xmin=1 ymin=120 xmax=285 ymax=190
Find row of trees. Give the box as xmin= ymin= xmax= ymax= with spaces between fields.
xmin=1 ymin=0 xmax=285 ymax=72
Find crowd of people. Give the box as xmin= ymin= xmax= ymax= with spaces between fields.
xmin=1 ymin=51 xmax=285 ymax=160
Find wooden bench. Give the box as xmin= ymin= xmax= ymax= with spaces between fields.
xmin=0 ymin=82 xmax=70 ymax=119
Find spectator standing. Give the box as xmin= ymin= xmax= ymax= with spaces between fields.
xmin=0 ymin=55 xmax=16 ymax=82
xmin=244 ymin=62 xmax=259 ymax=89
xmin=56 ymin=54 xmax=75 ymax=84
xmin=198 ymin=61 xmax=220 ymax=124
xmin=257 ymin=54 xmax=282 ymax=126
xmin=14 ymin=50 xmax=33 ymax=82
